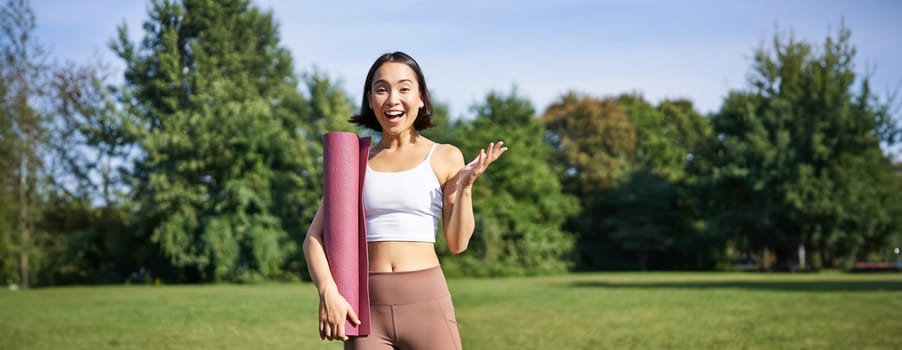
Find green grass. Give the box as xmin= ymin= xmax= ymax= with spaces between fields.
xmin=2 ymin=272 xmax=901 ymax=349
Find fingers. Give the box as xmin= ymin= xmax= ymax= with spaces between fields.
xmin=337 ymin=320 xmax=347 ymax=341
xmin=324 ymin=320 xmax=342 ymax=341
xmin=338 ymin=306 xmax=360 ymax=341
xmin=320 ymin=302 xmax=352 ymax=341
xmin=489 ymin=141 xmax=507 ymax=161
xmin=319 ymin=305 xmax=327 ymax=339
xmin=479 ymin=148 xmax=487 ymax=168
xmin=486 ymin=142 xmax=501 ymax=161
xmin=481 ymin=141 xmax=506 ymax=167
xmin=459 ymin=140 xmax=507 ymax=187
xmin=323 ymin=322 xmax=332 ymax=340
xmin=348 ymin=306 xmax=361 ymax=326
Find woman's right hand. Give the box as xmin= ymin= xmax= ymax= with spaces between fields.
xmin=318 ymin=284 xmax=361 ymax=341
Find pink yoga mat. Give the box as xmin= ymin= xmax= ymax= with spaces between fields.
xmin=322 ymin=132 xmax=371 ymax=336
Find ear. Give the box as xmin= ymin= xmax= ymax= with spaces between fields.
xmin=419 ymin=96 xmax=425 ymax=109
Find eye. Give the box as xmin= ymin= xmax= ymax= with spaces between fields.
xmin=400 ymin=87 xmax=412 ymax=93
xmin=374 ymin=87 xmax=388 ymax=94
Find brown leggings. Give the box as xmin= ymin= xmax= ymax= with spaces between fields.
xmin=345 ymin=265 xmax=462 ymax=350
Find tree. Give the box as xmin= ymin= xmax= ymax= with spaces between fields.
xmin=301 ymin=68 xmax=358 ymax=135
xmin=618 ymin=94 xmax=684 ymax=180
xmin=605 ymin=169 xmax=678 ymax=270
xmin=609 ymin=96 xmax=716 ymax=270
xmin=702 ymin=25 xmax=901 ymax=269
xmin=544 ymin=92 xmax=636 ymax=193
xmin=40 ymin=60 xmax=144 ymax=284
xmin=2 ymin=0 xmax=133 ymax=287
xmin=654 ymin=99 xmax=721 ymax=269
xmin=111 ymin=0 xmax=315 ymax=282
xmin=49 ymin=61 xmax=135 ymax=207
xmin=278 ymin=69 xmax=359 ymax=279
xmin=0 ymin=33 xmax=13 ymax=284
xmin=543 ymin=92 xmax=636 ymax=269
xmin=0 ymin=17 xmax=12 ymax=282
xmin=442 ymin=90 xmax=579 ymax=276
xmin=0 ymin=0 xmax=52 ymax=287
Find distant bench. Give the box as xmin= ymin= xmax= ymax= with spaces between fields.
xmin=851 ymin=262 xmax=901 ymax=272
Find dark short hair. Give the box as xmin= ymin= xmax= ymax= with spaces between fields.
xmin=349 ymin=51 xmax=435 ymax=131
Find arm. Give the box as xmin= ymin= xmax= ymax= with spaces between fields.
xmin=441 ymin=141 xmax=508 ymax=254
xmin=302 ymin=202 xmax=359 ymax=341
xmin=441 ymin=148 xmax=472 ymax=254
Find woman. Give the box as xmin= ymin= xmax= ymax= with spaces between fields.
xmin=302 ymin=51 xmax=507 ymax=349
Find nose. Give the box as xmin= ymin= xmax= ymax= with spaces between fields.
xmin=387 ymin=89 xmax=401 ymax=105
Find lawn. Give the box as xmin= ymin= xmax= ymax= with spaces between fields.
xmin=1 ymin=271 xmax=901 ymax=349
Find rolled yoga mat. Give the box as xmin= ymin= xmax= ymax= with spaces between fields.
xmin=322 ymin=131 xmax=372 ymax=336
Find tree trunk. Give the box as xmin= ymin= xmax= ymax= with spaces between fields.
xmin=17 ymin=157 xmax=30 ymax=288
xmin=799 ymin=240 xmax=806 ymax=271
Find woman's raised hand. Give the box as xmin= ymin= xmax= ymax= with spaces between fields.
xmin=457 ymin=141 xmax=508 ymax=188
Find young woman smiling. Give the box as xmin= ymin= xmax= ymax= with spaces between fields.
xmin=303 ymin=51 xmax=507 ymax=350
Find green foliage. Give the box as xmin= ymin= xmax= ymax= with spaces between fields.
xmin=542 ymin=93 xmax=636 ymax=269
xmin=276 ymin=69 xmax=364 ymax=280
xmin=33 ymin=62 xmax=148 ymax=285
xmin=611 ymin=97 xmax=716 ymax=270
xmin=0 ymin=0 xmax=54 ymax=287
xmin=700 ymin=25 xmax=901 ymax=268
xmin=112 ymin=0 xmax=314 ymax=282
xmin=440 ymin=90 xmax=579 ymax=276
xmin=618 ymin=94 xmax=683 ymax=180
xmin=49 ymin=62 xmax=136 ymax=206
xmin=544 ymin=92 xmax=636 ymax=193
xmin=420 ymin=100 xmax=452 ymax=142
xmin=4 ymin=0 xmax=899 ymax=283
xmin=294 ymin=68 xmax=359 ymax=223
xmin=605 ymin=170 xmax=679 ymax=270
xmin=543 ymin=92 xmax=714 ymax=270
xmin=301 ymin=68 xmax=357 ymax=135
xmin=0 ymin=45 xmax=13 ymax=283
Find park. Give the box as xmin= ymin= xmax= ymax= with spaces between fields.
xmin=2 ymin=0 xmax=901 ymax=349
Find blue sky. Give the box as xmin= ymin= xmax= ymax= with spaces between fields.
xmin=32 ymin=0 xmax=902 ymax=121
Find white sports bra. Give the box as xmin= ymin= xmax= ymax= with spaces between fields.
xmin=363 ymin=144 xmax=443 ymax=242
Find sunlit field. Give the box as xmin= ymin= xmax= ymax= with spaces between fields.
xmin=2 ymin=272 xmax=901 ymax=349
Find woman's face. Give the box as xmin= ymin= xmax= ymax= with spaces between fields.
xmin=368 ymin=62 xmax=425 ymax=135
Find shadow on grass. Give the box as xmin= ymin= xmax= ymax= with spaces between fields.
xmin=567 ymin=280 xmax=902 ymax=292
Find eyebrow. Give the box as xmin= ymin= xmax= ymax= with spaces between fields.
xmin=372 ymin=78 xmax=415 ymax=86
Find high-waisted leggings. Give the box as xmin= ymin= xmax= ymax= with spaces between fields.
xmin=345 ymin=265 xmax=462 ymax=350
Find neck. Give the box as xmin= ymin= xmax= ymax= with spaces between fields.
xmin=379 ymin=129 xmax=421 ymax=150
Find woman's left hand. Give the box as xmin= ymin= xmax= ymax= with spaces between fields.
xmin=457 ymin=141 xmax=508 ymax=188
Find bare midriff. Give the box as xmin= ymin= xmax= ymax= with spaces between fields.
xmin=367 ymin=241 xmax=440 ymax=272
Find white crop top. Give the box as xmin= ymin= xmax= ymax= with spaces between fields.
xmin=363 ymin=144 xmax=443 ymax=242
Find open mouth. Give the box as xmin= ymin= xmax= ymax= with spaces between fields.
xmin=384 ymin=110 xmax=404 ymax=121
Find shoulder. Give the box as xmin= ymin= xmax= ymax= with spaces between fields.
xmin=429 ymin=142 xmax=465 ymax=184
xmin=433 ymin=143 xmax=464 ymax=166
